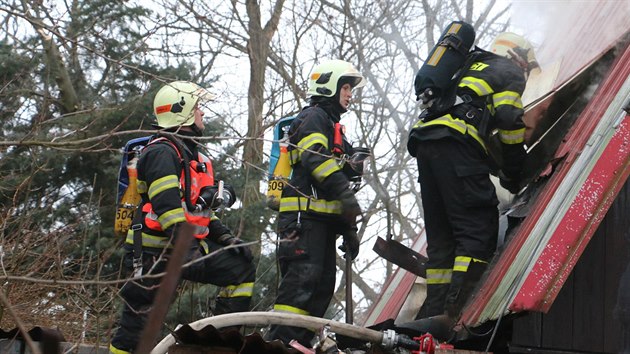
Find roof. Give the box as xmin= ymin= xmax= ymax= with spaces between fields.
xmin=366 ymin=1 xmax=630 ymax=329
xmin=462 ymin=40 xmax=630 ymax=326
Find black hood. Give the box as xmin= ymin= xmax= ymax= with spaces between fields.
xmin=309 ymin=96 xmax=346 ymax=122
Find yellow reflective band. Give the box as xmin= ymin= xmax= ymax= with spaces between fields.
xmin=273 ymin=304 xmax=310 ymax=316
xmin=137 ymin=180 xmax=148 ymax=194
xmin=312 ymin=159 xmax=341 ymax=182
xmin=416 ymin=114 xmax=487 ymax=152
xmin=109 ymin=344 xmax=131 ymax=354
xmin=289 ymin=149 xmax=300 ymax=165
xmin=158 ymin=208 xmax=186 ymax=230
xmin=218 ymin=282 xmax=254 ymax=298
xmin=148 ymin=175 xmax=179 ymax=199
xmin=425 ymin=22 xmax=460 ymax=66
xmin=426 ymin=268 xmax=452 ymax=284
xmin=453 ymin=256 xmax=472 ymax=272
xmin=448 ymin=23 xmax=462 ymax=34
xmin=125 ymin=231 xmax=173 ymax=249
xmin=427 ymin=46 xmax=446 ymax=66
xmin=458 ymin=76 xmax=494 ymax=96
xmin=297 ymin=133 xmax=328 ymax=152
xmin=279 ymin=196 xmax=342 ymax=214
xmin=454 ymin=256 xmax=487 ymax=272
xmin=493 ymin=91 xmax=523 ymax=109
xmin=499 ymin=128 xmax=525 ymax=144
xmin=469 ymin=62 xmax=489 ymax=71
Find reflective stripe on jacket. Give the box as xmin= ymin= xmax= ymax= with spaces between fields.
xmin=126 ymin=137 xmax=218 ymax=248
xmin=279 ymin=105 xmax=353 ymax=221
xmin=408 ymin=49 xmax=527 ymax=176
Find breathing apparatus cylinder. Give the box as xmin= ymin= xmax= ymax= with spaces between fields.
xmin=414 ymin=21 xmax=476 ymax=108
xmin=115 ymin=152 xmax=142 ymax=237
xmin=266 ymin=126 xmax=292 ymax=210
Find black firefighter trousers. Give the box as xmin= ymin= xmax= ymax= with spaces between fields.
xmin=110 ymin=240 xmax=256 ymax=353
xmin=266 ymin=218 xmax=339 ymax=347
xmin=415 ymin=138 xmax=498 ymax=318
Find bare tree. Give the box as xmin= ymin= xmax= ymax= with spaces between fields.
xmin=0 ymin=0 xmax=513 ymax=346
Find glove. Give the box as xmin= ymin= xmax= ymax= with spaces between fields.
xmin=338 ymin=188 xmax=362 ymax=225
xmin=338 ymin=228 xmax=360 ymax=261
xmin=216 ymin=233 xmax=253 ymax=262
xmin=499 ymin=171 xmax=521 ymax=194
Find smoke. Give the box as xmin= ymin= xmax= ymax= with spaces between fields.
xmin=509 ymin=0 xmax=630 ymax=87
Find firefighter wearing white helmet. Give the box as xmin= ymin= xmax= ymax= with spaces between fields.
xmin=307 ymin=59 xmax=366 ymax=97
xmin=110 ymin=80 xmax=256 ymax=354
xmin=153 ymin=80 xmax=216 ymax=135
xmin=403 ymin=26 xmax=535 ymax=340
xmin=491 ymin=32 xmax=539 ymax=78
xmin=266 ymin=59 xmax=366 ymax=346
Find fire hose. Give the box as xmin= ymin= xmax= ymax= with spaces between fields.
xmin=151 ymin=311 xmax=421 ymax=354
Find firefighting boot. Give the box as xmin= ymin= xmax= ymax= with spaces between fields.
xmin=415 ymin=283 xmax=450 ymax=320
xmin=396 ymin=314 xmax=455 ymax=341
xmin=444 ymin=260 xmax=487 ymax=319
xmin=396 ymin=260 xmax=488 ymax=341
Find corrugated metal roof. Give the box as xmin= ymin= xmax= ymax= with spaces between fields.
xmin=462 ymin=40 xmax=630 ymax=326
xmin=364 ymin=0 xmax=630 ymax=333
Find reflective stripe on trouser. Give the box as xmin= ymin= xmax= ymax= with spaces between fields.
xmin=414 ymin=138 xmax=498 ymax=318
xmin=109 ymin=344 xmax=131 ymax=354
xmin=111 ymin=241 xmax=256 ymax=352
xmin=214 ymin=282 xmax=255 ymax=316
xmin=273 ymin=303 xmax=310 ymax=315
xmin=418 ymin=267 xmax=453 ymax=318
xmin=265 ymin=219 xmax=338 ymax=346
xmin=217 ymin=282 xmax=254 ymax=298
xmin=445 ymin=259 xmax=488 ymax=317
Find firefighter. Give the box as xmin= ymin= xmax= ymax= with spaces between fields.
xmin=109 ymin=81 xmax=256 ymax=354
xmin=402 ymin=32 xmax=538 ymax=338
xmin=265 ymin=59 xmax=365 ymax=346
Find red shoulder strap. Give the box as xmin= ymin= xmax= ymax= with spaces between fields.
xmin=332 ymin=123 xmax=345 ymax=155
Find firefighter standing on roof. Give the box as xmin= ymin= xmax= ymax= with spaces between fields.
xmin=404 ymin=32 xmax=538 ymax=338
xmin=109 ymin=81 xmax=256 ymax=354
xmin=265 ymin=60 xmax=365 ymax=346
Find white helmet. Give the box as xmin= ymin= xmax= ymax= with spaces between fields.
xmin=490 ymin=32 xmax=539 ymax=72
xmin=307 ymin=59 xmax=366 ymax=98
xmin=153 ymin=81 xmax=215 ymax=129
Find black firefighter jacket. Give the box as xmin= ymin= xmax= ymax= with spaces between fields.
xmin=278 ymin=103 xmax=356 ymax=231
xmin=408 ymin=49 xmax=527 ymax=180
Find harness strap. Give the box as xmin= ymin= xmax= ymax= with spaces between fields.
xmin=131 ymin=207 xmax=144 ymax=275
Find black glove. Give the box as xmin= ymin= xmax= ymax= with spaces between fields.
xmin=338 ymin=228 xmax=360 ymax=261
xmin=338 ymin=188 xmax=362 ymax=225
xmin=499 ymin=171 xmax=521 ymax=194
xmin=216 ymin=233 xmax=253 ymax=262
